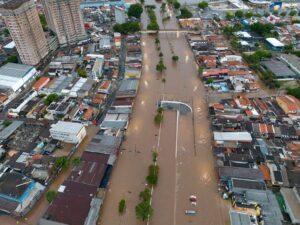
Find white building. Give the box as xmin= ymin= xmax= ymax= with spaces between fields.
xmin=220 ymin=55 xmax=242 ymax=63
xmin=0 ymin=63 xmax=37 ymax=92
xmin=50 ymin=121 xmax=87 ymax=144
xmin=115 ymin=6 xmax=126 ymax=24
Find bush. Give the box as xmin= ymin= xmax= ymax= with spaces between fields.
xmin=46 ymin=190 xmax=57 ymax=203
xmin=118 ymin=199 xmax=126 ymax=214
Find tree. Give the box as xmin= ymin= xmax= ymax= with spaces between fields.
xmin=264 ymin=12 xmax=270 ymax=17
xmin=71 ymin=156 xmax=81 ymax=167
xmin=178 ymin=8 xmax=193 ymax=19
xmin=154 ymin=113 xmax=163 ymax=124
xmin=225 ymin=12 xmax=234 ymax=20
xmin=235 ymin=10 xmax=244 ymax=18
xmin=198 ymin=1 xmax=208 ymax=10
xmin=147 ymin=22 xmax=159 ymax=30
xmin=280 ymin=11 xmax=287 ymax=17
xmin=127 ymin=3 xmax=143 ymax=19
xmin=139 ymin=0 xmax=145 ymax=4
xmin=113 ymin=22 xmax=141 ymax=34
xmin=273 ymin=10 xmax=278 ymax=16
xmin=3 ymin=28 xmax=9 ymax=36
xmin=5 ymin=55 xmax=18 ymax=64
xmin=155 ymin=37 xmax=160 ymax=45
xmin=152 ymin=151 xmax=158 ymax=162
xmin=245 ymin=11 xmax=253 ymax=18
xmin=156 ymin=60 xmax=166 ymax=73
xmin=146 ymin=164 xmax=159 ymax=186
xmin=287 ymin=87 xmax=300 ymax=99
xmin=118 ymin=199 xmax=126 ymax=214
xmin=290 ymin=10 xmax=297 ymax=17
xmin=159 ymin=52 xmax=163 ymax=57
xmin=44 ymin=93 xmax=59 ymax=105
xmin=284 ymin=44 xmax=293 ymax=52
xmin=160 ymin=2 xmax=166 ymax=12
xmin=173 ymin=1 xmax=180 ymax=9
xmin=77 ymin=68 xmax=87 ymax=77
xmin=250 ymin=22 xmax=274 ymax=37
xmin=135 ymin=200 xmax=153 ymax=221
xmin=139 ymin=188 xmax=151 ymax=202
xmin=172 ymin=55 xmax=179 ymax=62
xmin=46 ymin=190 xmax=57 ymax=203
xmin=207 ymin=78 xmax=214 ymax=84
xmin=54 ymin=156 xmax=70 ymax=170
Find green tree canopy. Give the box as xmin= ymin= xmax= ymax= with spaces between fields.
xmin=178 ymin=8 xmax=193 ymax=19
xmin=235 ymin=10 xmax=244 ymax=18
xmin=127 ymin=3 xmax=143 ymax=18
xmin=113 ymin=22 xmax=141 ymax=34
xmin=245 ymin=11 xmax=253 ymax=18
xmin=250 ymin=22 xmax=274 ymax=37
xmin=287 ymin=87 xmax=300 ymax=99
xmin=46 ymin=190 xmax=57 ymax=203
xmin=226 ymin=12 xmax=234 ymax=20
xmin=118 ymin=199 xmax=126 ymax=214
xmin=290 ymin=10 xmax=297 ymax=17
xmin=44 ymin=93 xmax=59 ymax=106
xmin=5 ymin=55 xmax=18 ymax=64
xmin=198 ymin=1 xmax=208 ymax=9
xmin=77 ymin=68 xmax=87 ymax=77
xmin=173 ymin=1 xmax=181 ymax=9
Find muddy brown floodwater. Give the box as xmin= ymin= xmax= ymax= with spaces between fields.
xmin=100 ymin=2 xmax=229 ymax=225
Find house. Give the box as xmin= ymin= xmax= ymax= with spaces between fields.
xmin=281 ymin=187 xmax=300 ymax=224
xmin=276 ymin=95 xmax=300 ymax=114
xmin=265 ymin=38 xmax=284 ymax=51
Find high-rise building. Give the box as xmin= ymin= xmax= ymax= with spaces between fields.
xmin=0 ymin=0 xmax=49 ymax=66
xmin=41 ymin=0 xmax=86 ymax=46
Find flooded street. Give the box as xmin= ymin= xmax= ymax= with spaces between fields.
xmin=0 ymin=125 xmax=99 ymax=225
xmin=100 ymin=2 xmax=229 ymax=225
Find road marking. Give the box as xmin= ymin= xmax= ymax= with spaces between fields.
xmin=175 ymin=110 xmax=179 ymax=159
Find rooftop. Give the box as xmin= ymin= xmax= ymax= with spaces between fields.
xmin=261 ymin=59 xmax=297 ymax=79
xmin=266 ymin=38 xmax=284 ymax=47
xmin=0 ymin=63 xmax=34 ymax=78
xmin=0 ymin=0 xmax=29 ymax=10
xmin=44 ymin=181 xmax=97 ymax=225
xmin=0 ymin=171 xmax=32 ymax=201
xmin=50 ymin=121 xmax=84 ymax=134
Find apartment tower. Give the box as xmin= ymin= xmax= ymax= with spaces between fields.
xmin=41 ymin=0 xmax=86 ymax=46
xmin=0 ymin=0 xmax=49 ymax=66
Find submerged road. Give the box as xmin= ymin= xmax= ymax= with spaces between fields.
xmin=100 ymin=2 xmax=229 ymax=225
